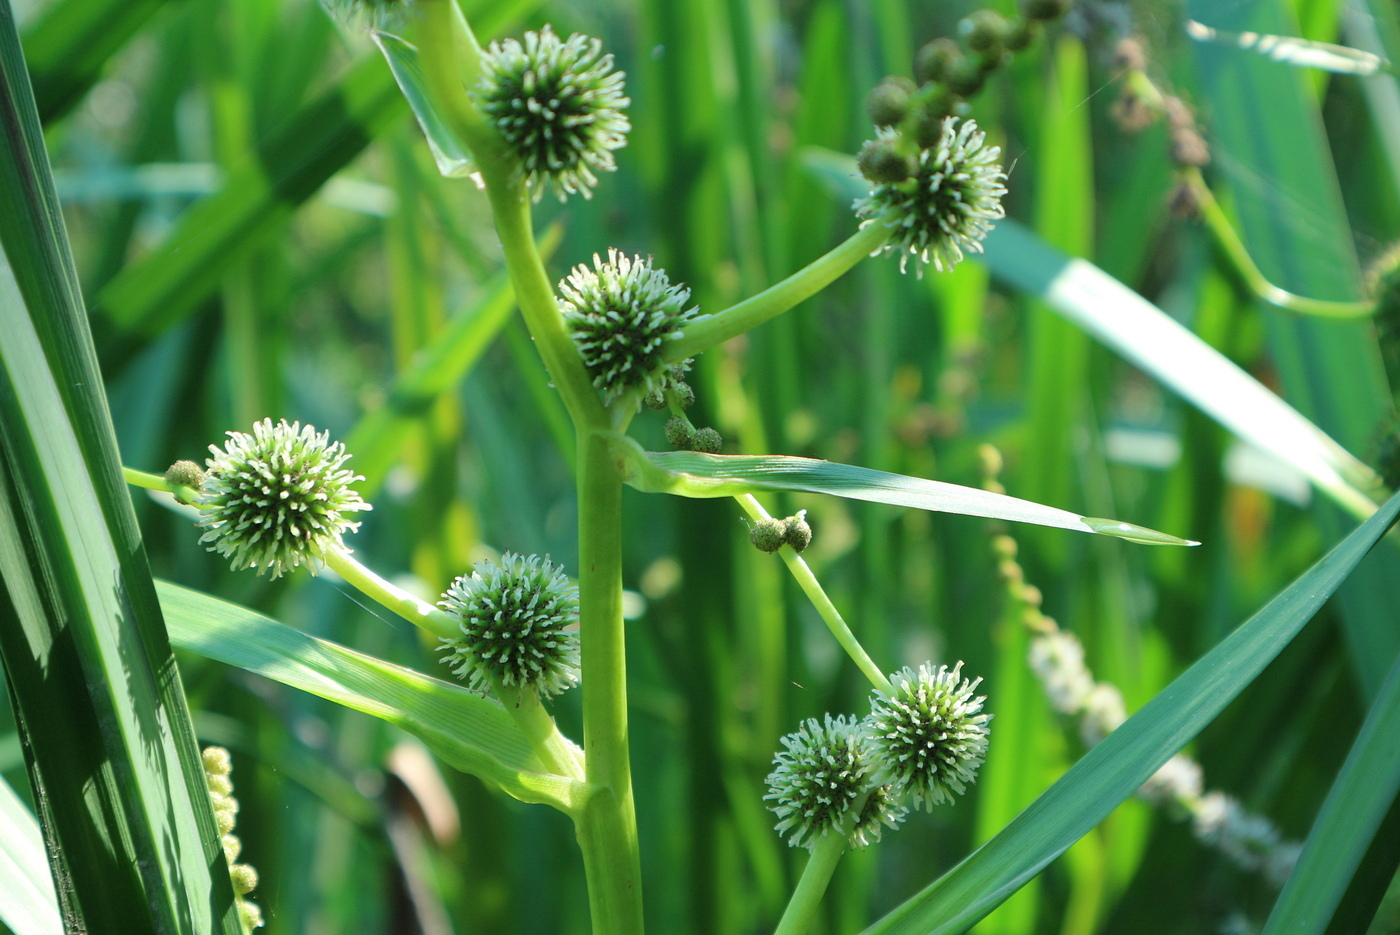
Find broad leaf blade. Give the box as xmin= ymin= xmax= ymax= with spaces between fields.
xmin=0 ymin=6 xmax=242 ymax=931
xmin=625 ymin=447 xmax=1195 ymax=545
xmin=157 ymin=582 xmax=579 ymax=809
xmin=863 ymin=491 xmax=1400 ymax=935
xmin=0 ymin=776 xmax=61 ymax=935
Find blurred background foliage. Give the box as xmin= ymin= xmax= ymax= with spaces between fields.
xmin=7 ymin=0 xmax=1400 ymax=931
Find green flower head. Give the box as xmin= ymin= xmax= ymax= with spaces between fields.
xmin=855 ymin=119 xmax=1007 ymax=276
xmin=864 ymin=662 xmax=991 ymax=810
xmin=438 ymin=553 xmax=580 ymax=698
xmin=473 ymin=26 xmax=631 ymax=202
xmin=559 ymin=249 xmax=701 ymax=404
xmin=197 ymin=419 xmax=371 ymax=578
xmin=765 ymin=714 xmax=873 ymax=851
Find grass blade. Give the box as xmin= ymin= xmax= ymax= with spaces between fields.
xmin=372 ymin=30 xmax=476 ymax=178
xmin=0 ymin=5 xmax=242 ymax=929
xmin=862 ymin=490 xmax=1400 ymax=935
xmin=0 ymin=777 xmax=61 ymax=935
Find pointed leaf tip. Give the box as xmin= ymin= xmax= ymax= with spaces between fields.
xmin=1081 ymin=516 xmax=1199 ymax=546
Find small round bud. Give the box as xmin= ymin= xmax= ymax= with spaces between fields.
xmin=765 ymin=714 xmax=873 ymax=851
xmin=559 ymin=250 xmax=701 ymax=405
xmin=239 ymin=900 xmax=264 ymax=931
xmin=915 ymin=38 xmax=963 ymax=85
xmin=691 ymin=427 xmax=723 ymax=454
xmin=197 ymin=420 xmax=371 ymax=578
xmin=864 ymin=662 xmax=991 ymax=810
xmin=1170 ymin=127 xmax=1211 ymax=167
xmin=857 ymin=137 xmax=916 ymax=184
xmin=912 ymin=88 xmax=960 ymax=147
xmin=221 ymin=833 xmax=242 ymax=864
xmin=472 ymin=26 xmax=631 ymax=202
xmin=665 ymin=417 xmax=696 ymax=449
xmin=213 ymin=801 xmax=238 ymax=835
xmin=1114 ymin=37 xmax=1146 ymax=72
xmin=206 ymin=774 xmax=233 ymax=798
xmin=230 ymin=863 xmax=259 ymax=896
xmin=1023 ymin=0 xmax=1071 ymax=22
xmin=164 ymin=460 xmax=206 ymax=490
xmin=749 ymin=518 xmax=786 ymax=553
xmin=855 ymin=119 xmax=1007 ymax=276
xmin=438 ymin=553 xmax=580 ymax=698
xmin=960 ymin=9 xmax=1008 ymax=55
xmin=783 ymin=510 xmax=812 ymax=553
xmin=643 ymin=388 xmax=667 ymax=409
xmin=202 ymin=746 xmax=233 ymax=777
xmin=944 ymin=58 xmax=987 ymax=97
xmin=866 ymin=76 xmax=917 ymax=127
xmin=673 ymin=381 xmax=696 ymax=409
xmin=1003 ymin=16 xmax=1035 ymax=52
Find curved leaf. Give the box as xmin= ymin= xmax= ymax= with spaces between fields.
xmin=613 ymin=438 xmax=1195 ymax=545
xmin=156 ymin=581 xmax=586 ymax=812
xmin=373 ymin=30 xmax=478 ymax=179
xmin=862 ymin=491 xmax=1400 ymax=935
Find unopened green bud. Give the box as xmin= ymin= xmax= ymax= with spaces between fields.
xmin=784 ymin=510 xmax=812 ymax=553
xmin=867 ymin=77 xmax=918 ymax=127
xmin=749 ymin=518 xmax=786 ymax=553
xmin=961 ymin=9 xmax=1008 ymax=55
xmin=857 ymin=137 xmax=916 ymax=184
xmin=1003 ymin=16 xmax=1035 ymax=52
xmin=674 ymin=381 xmax=696 ymax=409
xmin=230 ymin=863 xmax=259 ymax=895
xmin=207 ymin=774 xmax=233 ymax=798
xmin=665 ymin=417 xmax=696 ymax=449
xmin=1023 ymin=0 xmax=1071 ymax=22
xmin=164 ymin=460 xmax=206 ymax=491
xmin=202 ymin=746 xmax=232 ymax=777
xmin=915 ymin=38 xmax=963 ymax=85
xmin=221 ymin=833 xmax=242 ymax=864
xmin=691 ymin=427 xmax=723 ymax=454
xmin=643 ymin=389 xmax=667 ymax=409
xmin=214 ymin=802 xmax=238 ymax=835
xmin=945 ymin=58 xmax=987 ymax=97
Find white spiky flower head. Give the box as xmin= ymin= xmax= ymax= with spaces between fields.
xmin=559 ymin=249 xmax=701 ymax=405
xmin=438 ymin=553 xmax=580 ymax=698
xmin=197 ymin=419 xmax=371 ymax=578
xmin=864 ymin=662 xmax=991 ymax=810
xmin=472 ymin=25 xmax=630 ymax=202
xmin=854 ymin=119 xmax=1007 ymax=276
xmin=765 ymin=714 xmax=883 ymax=852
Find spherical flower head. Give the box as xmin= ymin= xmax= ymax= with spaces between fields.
xmin=438 ymin=552 xmax=580 ymax=698
xmin=765 ymin=714 xmax=872 ymax=851
xmin=196 ymin=419 xmax=370 ymax=579
xmin=864 ymin=662 xmax=991 ymax=810
xmin=472 ymin=26 xmax=630 ymax=202
xmin=847 ymin=784 xmax=907 ymax=850
xmin=559 ymin=249 xmax=701 ymax=404
xmin=854 ymin=119 xmax=1007 ymax=276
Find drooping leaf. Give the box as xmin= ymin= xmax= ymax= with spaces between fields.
xmin=373 ymin=30 xmax=477 ymax=179
xmin=612 ymin=437 xmax=1196 ymax=545
xmin=157 ymin=581 xmax=585 ymax=812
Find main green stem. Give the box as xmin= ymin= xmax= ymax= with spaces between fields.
xmin=575 ymin=429 xmax=644 ymax=933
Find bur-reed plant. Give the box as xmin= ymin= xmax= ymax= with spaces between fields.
xmin=6 ymin=0 xmax=1400 ymax=933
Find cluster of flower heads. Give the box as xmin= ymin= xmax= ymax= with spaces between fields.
xmin=747 ymin=510 xmax=811 ymax=554
xmin=437 ymin=552 xmax=581 ymax=699
xmin=473 ymin=26 xmax=630 ymax=202
xmin=203 ymin=747 xmax=263 ymax=930
xmin=559 ymin=249 xmax=702 ymax=405
xmin=765 ymin=662 xmax=990 ymax=852
xmin=195 ymin=419 xmax=371 ymax=578
xmin=854 ymin=119 xmax=1007 ymax=276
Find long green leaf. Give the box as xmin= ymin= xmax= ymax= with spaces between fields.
xmin=372 ymin=30 xmax=476 ymax=178
xmin=612 ymin=438 xmax=1195 ymax=545
xmin=0 ymin=776 xmax=61 ymax=935
xmin=862 ymin=491 xmax=1400 ymax=935
xmin=1262 ymin=648 xmax=1400 ymax=934
xmin=0 ymin=4 xmax=242 ymax=930
xmin=156 ymin=581 xmax=585 ymax=812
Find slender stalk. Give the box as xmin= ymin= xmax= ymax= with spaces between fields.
xmin=574 ymin=429 xmax=644 ymax=933
xmin=734 ymin=495 xmax=891 ymax=693
xmin=324 ymin=546 xmax=459 ymax=640
xmin=772 ymin=813 xmax=856 ymax=935
xmin=1182 ymin=168 xmax=1374 ymax=319
xmin=491 ymin=678 xmax=586 ymax=782
xmin=665 ymin=224 xmax=888 ymax=362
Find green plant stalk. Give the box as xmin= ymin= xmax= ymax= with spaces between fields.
xmin=413 ymin=5 xmax=642 ymax=928
xmin=322 ymin=546 xmax=460 ymax=640
xmin=490 ymin=677 xmax=587 ymax=783
xmin=772 ymin=809 xmax=858 ymax=935
xmin=1182 ymin=170 xmax=1374 ymax=320
xmin=734 ymin=494 xmax=891 ymax=693
xmin=574 ymin=428 xmax=645 ymax=933
xmin=665 ymin=223 xmax=888 ymax=362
